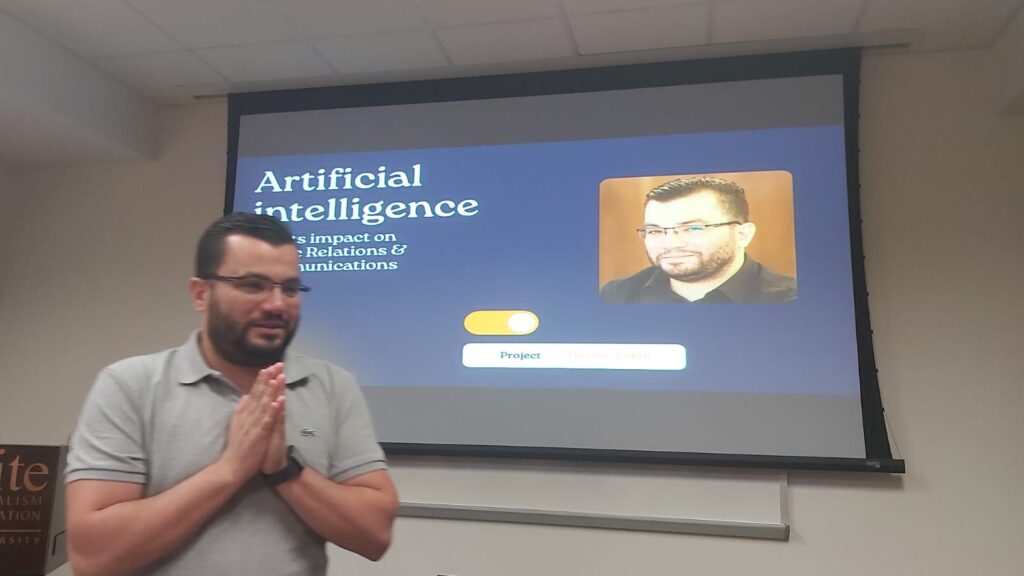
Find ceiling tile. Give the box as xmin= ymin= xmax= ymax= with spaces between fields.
xmin=313 ymin=30 xmax=449 ymax=75
xmin=570 ymin=4 xmax=708 ymax=54
xmin=861 ymin=0 xmax=1024 ymax=49
xmin=952 ymin=0 xmax=1024 ymax=47
xmin=713 ymin=0 xmax=863 ymax=44
xmin=0 ymin=0 xmax=180 ymax=56
xmin=98 ymin=50 xmax=224 ymax=90
xmin=268 ymin=0 xmax=425 ymax=38
xmin=438 ymin=19 xmax=574 ymax=66
xmin=419 ymin=0 xmax=563 ymax=27
xmin=563 ymin=0 xmax=703 ymax=16
xmin=126 ymin=0 xmax=297 ymax=48
xmin=195 ymin=41 xmax=335 ymax=83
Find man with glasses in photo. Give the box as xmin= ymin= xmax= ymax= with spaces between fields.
xmin=65 ymin=213 xmax=398 ymax=576
xmin=601 ymin=176 xmax=797 ymax=303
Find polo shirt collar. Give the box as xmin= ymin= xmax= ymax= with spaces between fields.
xmin=172 ymin=331 xmax=312 ymax=386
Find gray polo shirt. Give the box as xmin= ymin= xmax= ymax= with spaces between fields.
xmin=66 ymin=333 xmax=388 ymax=576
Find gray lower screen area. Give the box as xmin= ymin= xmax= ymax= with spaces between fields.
xmin=365 ymin=387 xmax=865 ymax=459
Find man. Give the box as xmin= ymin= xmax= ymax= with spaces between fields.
xmin=65 ymin=213 xmax=398 ymax=576
xmin=600 ymin=176 xmax=796 ymax=303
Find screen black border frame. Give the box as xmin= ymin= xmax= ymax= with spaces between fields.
xmin=226 ymin=48 xmax=904 ymax=474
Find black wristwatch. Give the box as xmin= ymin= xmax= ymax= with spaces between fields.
xmin=261 ymin=445 xmax=304 ymax=487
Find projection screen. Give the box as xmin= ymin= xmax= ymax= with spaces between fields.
xmin=227 ymin=49 xmax=903 ymax=473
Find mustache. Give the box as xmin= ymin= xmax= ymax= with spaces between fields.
xmin=657 ymin=249 xmax=700 ymax=258
xmin=249 ymin=313 xmax=290 ymax=329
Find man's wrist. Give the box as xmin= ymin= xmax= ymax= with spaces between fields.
xmin=262 ymin=452 xmax=289 ymax=475
xmin=261 ymin=446 xmax=304 ymax=487
xmin=209 ymin=458 xmax=250 ymax=490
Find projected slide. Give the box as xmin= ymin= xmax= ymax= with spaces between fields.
xmin=234 ymin=127 xmax=857 ymax=397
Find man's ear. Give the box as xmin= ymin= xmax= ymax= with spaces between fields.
xmin=189 ymin=277 xmax=209 ymax=313
xmin=736 ymin=222 xmax=757 ymax=249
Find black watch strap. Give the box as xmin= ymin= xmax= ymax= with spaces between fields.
xmin=261 ymin=445 xmax=304 ymax=487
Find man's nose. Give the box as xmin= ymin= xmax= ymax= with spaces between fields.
xmin=261 ymin=285 xmax=289 ymax=310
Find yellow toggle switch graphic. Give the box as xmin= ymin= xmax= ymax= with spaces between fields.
xmin=464 ymin=310 xmax=539 ymax=336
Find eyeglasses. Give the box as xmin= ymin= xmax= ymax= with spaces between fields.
xmin=636 ymin=221 xmax=742 ymax=240
xmin=203 ymin=274 xmax=310 ymax=297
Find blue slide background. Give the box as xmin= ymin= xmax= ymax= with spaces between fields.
xmin=234 ymin=126 xmax=859 ymax=396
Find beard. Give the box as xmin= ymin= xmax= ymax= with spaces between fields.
xmin=651 ymin=242 xmax=738 ymax=283
xmin=206 ymin=297 xmax=298 ymax=367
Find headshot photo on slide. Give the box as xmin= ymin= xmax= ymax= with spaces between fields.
xmin=598 ymin=171 xmax=797 ymax=304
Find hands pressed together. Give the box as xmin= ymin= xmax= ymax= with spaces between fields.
xmin=219 ymin=363 xmax=291 ymax=484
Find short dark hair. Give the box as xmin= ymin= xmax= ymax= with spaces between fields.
xmin=646 ymin=176 xmax=749 ymax=222
xmin=195 ymin=213 xmax=295 ymax=277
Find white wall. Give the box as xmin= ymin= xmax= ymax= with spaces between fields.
xmin=0 ymin=10 xmax=157 ymax=164
xmin=1 ymin=47 xmax=1022 ymax=576
xmin=0 ymin=103 xmax=225 ymax=443
xmin=0 ymin=162 xmax=10 ymax=303
xmin=993 ymin=6 xmax=1024 ymax=114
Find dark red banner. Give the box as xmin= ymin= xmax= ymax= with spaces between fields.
xmin=0 ymin=445 xmax=64 ymax=576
